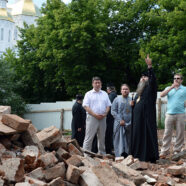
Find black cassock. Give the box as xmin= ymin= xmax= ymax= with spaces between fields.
xmin=71 ymin=101 xmax=86 ymax=147
xmin=130 ymin=68 xmax=159 ymax=163
xmin=105 ymin=91 xmax=117 ymax=154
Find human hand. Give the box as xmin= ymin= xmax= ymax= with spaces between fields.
xmin=77 ymin=128 xmax=82 ymax=132
xmin=145 ymin=54 xmax=152 ymax=68
xmin=171 ymin=82 xmax=179 ymax=89
xmin=120 ymin=120 xmax=125 ymax=126
xmin=95 ymin=114 xmax=104 ymax=120
xmin=130 ymin=100 xmax=135 ymax=106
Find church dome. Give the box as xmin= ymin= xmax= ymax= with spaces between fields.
xmin=11 ymin=0 xmax=41 ymax=17
xmin=0 ymin=7 xmax=14 ymax=22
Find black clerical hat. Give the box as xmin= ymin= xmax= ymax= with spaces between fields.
xmin=107 ymin=82 xmax=115 ymax=88
xmin=76 ymin=94 xmax=84 ymax=100
xmin=141 ymin=71 xmax=148 ymax=77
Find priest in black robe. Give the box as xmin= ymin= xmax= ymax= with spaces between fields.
xmin=71 ymin=94 xmax=86 ymax=147
xmin=130 ymin=55 xmax=159 ymax=163
xmin=105 ymin=84 xmax=117 ymax=154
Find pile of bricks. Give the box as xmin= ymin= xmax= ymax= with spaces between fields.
xmin=0 ymin=106 xmax=185 ymax=186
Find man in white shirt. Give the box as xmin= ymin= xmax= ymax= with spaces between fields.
xmin=83 ymin=77 xmax=111 ymax=155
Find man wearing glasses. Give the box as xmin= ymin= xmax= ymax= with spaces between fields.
xmin=160 ymin=74 xmax=186 ymax=158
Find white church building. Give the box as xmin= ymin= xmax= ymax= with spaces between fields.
xmin=0 ymin=0 xmax=41 ymax=55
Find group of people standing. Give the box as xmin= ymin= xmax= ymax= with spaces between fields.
xmin=71 ymin=55 xmax=186 ymax=163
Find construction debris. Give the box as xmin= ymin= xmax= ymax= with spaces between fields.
xmin=0 ymin=106 xmax=185 ymax=185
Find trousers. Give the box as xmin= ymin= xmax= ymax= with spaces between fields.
xmin=160 ymin=113 xmax=185 ymax=155
xmin=83 ymin=114 xmax=106 ymax=154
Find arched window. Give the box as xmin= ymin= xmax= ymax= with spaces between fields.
xmin=1 ymin=28 xmax=4 ymax=40
xmin=14 ymin=28 xmax=17 ymax=40
xmin=8 ymin=30 xmax=11 ymax=42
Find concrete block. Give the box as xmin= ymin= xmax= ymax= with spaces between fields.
xmin=0 ymin=158 xmax=24 ymax=182
xmin=22 ymin=145 xmax=39 ymax=158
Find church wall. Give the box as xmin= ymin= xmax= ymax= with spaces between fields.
xmin=0 ymin=19 xmax=14 ymax=54
xmin=11 ymin=15 xmax=37 ymax=42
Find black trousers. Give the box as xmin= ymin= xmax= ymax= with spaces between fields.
xmin=105 ymin=115 xmax=114 ymax=154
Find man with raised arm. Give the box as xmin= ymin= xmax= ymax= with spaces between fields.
xmin=160 ymin=74 xmax=186 ymax=158
xmin=130 ymin=55 xmax=159 ymax=163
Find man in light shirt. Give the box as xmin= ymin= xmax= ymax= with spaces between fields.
xmin=160 ymin=74 xmax=186 ymax=158
xmin=83 ymin=76 xmax=111 ymax=155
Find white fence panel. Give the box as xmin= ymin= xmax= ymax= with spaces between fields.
xmin=24 ymin=92 xmax=184 ymax=131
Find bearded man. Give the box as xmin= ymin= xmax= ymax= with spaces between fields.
xmin=130 ymin=55 xmax=159 ymax=163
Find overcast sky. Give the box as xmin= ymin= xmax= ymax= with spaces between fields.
xmin=8 ymin=0 xmax=72 ymax=8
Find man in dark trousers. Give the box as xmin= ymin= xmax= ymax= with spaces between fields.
xmin=105 ymin=84 xmax=117 ymax=154
xmin=130 ymin=55 xmax=159 ymax=163
xmin=71 ymin=94 xmax=86 ymax=147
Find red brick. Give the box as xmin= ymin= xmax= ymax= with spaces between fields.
xmin=66 ymin=164 xmax=81 ymax=184
xmin=24 ymin=176 xmax=47 ymax=186
xmin=0 ymin=158 xmax=25 ymax=182
xmin=21 ymin=124 xmax=45 ymax=154
xmin=2 ymin=114 xmax=29 ymax=131
xmin=37 ymin=152 xmax=58 ymax=168
xmin=56 ymin=147 xmax=71 ymax=161
xmin=66 ymin=155 xmax=83 ymax=167
xmin=44 ymin=162 xmax=66 ymax=181
xmin=68 ymin=143 xmax=83 ymax=156
xmin=167 ymin=165 xmax=185 ymax=176
xmin=36 ymin=126 xmax=61 ymax=147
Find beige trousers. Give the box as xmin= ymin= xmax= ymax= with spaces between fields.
xmin=160 ymin=113 xmax=185 ymax=155
xmin=83 ymin=114 xmax=106 ymax=155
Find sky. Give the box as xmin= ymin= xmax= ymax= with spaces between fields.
xmin=7 ymin=0 xmax=72 ymax=8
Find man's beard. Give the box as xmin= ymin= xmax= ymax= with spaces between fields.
xmin=136 ymin=80 xmax=148 ymax=96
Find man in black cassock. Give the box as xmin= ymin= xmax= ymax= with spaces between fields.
xmin=130 ymin=55 xmax=159 ymax=163
xmin=105 ymin=84 xmax=117 ymax=154
xmin=71 ymin=94 xmax=86 ymax=147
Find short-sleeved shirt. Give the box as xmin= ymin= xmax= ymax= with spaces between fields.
xmin=83 ymin=89 xmax=111 ymax=115
xmin=166 ymin=85 xmax=186 ymax=114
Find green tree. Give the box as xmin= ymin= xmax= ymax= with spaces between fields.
xmin=9 ymin=0 xmax=157 ymax=102
xmin=8 ymin=0 xmax=186 ymax=103
xmin=0 ymin=50 xmax=27 ymax=116
xmin=138 ymin=0 xmax=186 ymax=89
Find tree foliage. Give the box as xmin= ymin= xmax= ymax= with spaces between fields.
xmin=0 ymin=50 xmax=28 ymax=116
xmin=139 ymin=0 xmax=186 ymax=89
xmin=5 ymin=0 xmax=186 ymax=102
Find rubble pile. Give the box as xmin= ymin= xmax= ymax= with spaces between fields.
xmin=0 ymin=106 xmax=185 ymax=186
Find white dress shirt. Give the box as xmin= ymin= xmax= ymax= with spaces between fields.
xmin=83 ymin=89 xmax=111 ymax=115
